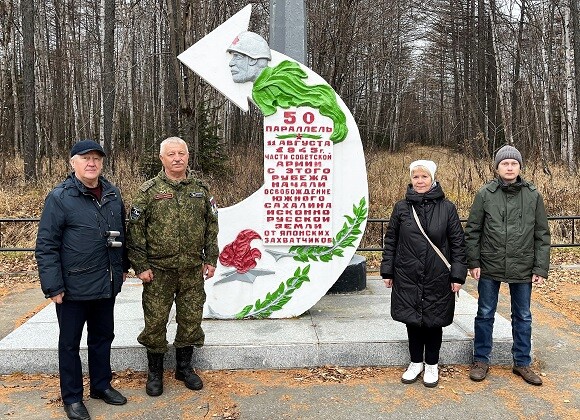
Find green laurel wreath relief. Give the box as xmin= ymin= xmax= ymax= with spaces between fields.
xmin=234 ymin=198 xmax=367 ymax=319
xmin=235 ymin=266 xmax=311 ymax=319
xmin=289 ymin=197 xmax=367 ymax=263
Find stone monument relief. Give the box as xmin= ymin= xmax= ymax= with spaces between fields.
xmin=178 ymin=5 xmax=368 ymax=319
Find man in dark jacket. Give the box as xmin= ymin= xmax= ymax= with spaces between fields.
xmin=35 ymin=140 xmax=129 ymax=420
xmin=465 ymin=145 xmax=551 ymax=386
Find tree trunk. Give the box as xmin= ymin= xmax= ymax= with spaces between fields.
xmin=102 ymin=0 xmax=116 ymax=169
xmin=165 ymin=0 xmax=181 ymax=136
xmin=540 ymin=1 xmax=555 ymax=172
xmin=0 ymin=0 xmax=15 ymax=174
xmin=511 ymin=0 xmax=525 ymax=144
xmin=489 ymin=0 xmax=513 ymax=145
xmin=21 ymin=0 xmax=36 ymax=181
xmin=570 ymin=0 xmax=580 ymax=171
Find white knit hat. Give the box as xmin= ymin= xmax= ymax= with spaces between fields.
xmin=409 ymin=160 xmax=437 ymax=181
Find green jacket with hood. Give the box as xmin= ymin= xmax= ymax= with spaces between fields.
xmin=464 ymin=177 xmax=551 ymax=283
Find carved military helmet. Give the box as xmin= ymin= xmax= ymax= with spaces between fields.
xmin=227 ymin=31 xmax=271 ymax=60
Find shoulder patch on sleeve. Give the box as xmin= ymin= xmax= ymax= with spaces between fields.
xmin=209 ymin=196 xmax=218 ymax=215
xmin=130 ymin=206 xmax=143 ymax=220
xmin=139 ymin=179 xmax=156 ymax=192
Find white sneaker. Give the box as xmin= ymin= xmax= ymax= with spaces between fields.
xmin=401 ymin=362 xmax=424 ymax=384
xmin=423 ymin=363 xmax=439 ymax=387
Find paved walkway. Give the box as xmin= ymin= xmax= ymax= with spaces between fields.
xmin=0 ymin=277 xmax=512 ymax=374
xmin=1 ymin=276 xmax=578 ymax=420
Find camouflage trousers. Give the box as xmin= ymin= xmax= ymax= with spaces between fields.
xmin=137 ymin=266 xmax=206 ymax=353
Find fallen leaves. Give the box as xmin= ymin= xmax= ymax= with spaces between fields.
xmin=439 ymin=365 xmax=463 ymax=378
xmin=0 ymin=254 xmax=39 ymax=298
xmin=0 ymin=253 xmax=38 ymax=273
xmin=293 ymin=366 xmax=388 ymax=383
xmin=533 ymin=265 xmax=580 ymax=323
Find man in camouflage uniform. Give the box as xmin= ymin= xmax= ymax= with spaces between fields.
xmin=127 ymin=136 xmax=218 ymax=396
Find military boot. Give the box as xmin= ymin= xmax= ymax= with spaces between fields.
xmin=175 ymin=346 xmax=203 ymax=390
xmin=146 ymin=351 xmax=164 ymax=396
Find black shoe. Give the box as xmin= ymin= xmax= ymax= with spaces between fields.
xmin=175 ymin=346 xmax=203 ymax=390
xmin=175 ymin=368 xmax=204 ymax=390
xmin=64 ymin=401 xmax=91 ymax=420
xmin=89 ymin=387 xmax=127 ymax=405
xmin=146 ymin=351 xmax=165 ymax=397
xmin=175 ymin=346 xmax=203 ymax=391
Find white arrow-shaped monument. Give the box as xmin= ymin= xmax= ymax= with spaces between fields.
xmin=179 ymin=4 xmax=368 ymax=319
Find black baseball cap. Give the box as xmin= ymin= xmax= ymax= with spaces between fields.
xmin=70 ymin=140 xmax=106 ymax=157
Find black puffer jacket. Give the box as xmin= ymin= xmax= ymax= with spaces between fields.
xmin=380 ymin=183 xmax=467 ymax=327
xmin=35 ymin=174 xmax=129 ymax=300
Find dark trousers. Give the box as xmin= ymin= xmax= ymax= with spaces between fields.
xmin=55 ymin=297 xmax=115 ymax=405
xmin=406 ymin=325 xmax=443 ymax=365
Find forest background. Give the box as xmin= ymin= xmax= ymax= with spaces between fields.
xmin=2 ymin=0 xmax=580 ymax=179
xmin=1 ymin=0 xmax=580 ymax=247
xmin=1 ymin=4 xmax=579 ymax=412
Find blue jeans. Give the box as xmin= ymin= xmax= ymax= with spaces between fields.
xmin=473 ymin=277 xmax=532 ymax=367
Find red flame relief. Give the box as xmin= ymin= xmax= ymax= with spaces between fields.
xmin=219 ymin=229 xmax=262 ymax=274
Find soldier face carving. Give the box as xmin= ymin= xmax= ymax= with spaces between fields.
xmin=229 ymin=52 xmax=266 ymax=83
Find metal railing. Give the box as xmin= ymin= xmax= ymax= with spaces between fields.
xmin=1 ymin=216 xmax=579 ymax=252
xmin=357 ymin=216 xmax=580 ymax=251
xmin=0 ymin=218 xmax=43 ymax=252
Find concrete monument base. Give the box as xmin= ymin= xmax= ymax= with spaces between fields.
xmin=327 ymin=254 xmax=367 ymax=294
xmin=0 ymin=277 xmax=514 ymax=374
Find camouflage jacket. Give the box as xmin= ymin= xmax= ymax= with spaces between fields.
xmin=127 ymin=169 xmax=219 ymax=273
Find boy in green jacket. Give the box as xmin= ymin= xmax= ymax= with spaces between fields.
xmin=465 ymin=145 xmax=551 ymax=386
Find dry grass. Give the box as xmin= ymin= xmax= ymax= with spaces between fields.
xmin=366 ymin=145 xmax=477 ymax=218
xmin=0 ymin=145 xmax=578 ymax=251
xmin=366 ymin=144 xmax=580 ymax=218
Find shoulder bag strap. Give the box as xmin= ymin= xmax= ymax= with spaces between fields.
xmin=411 ymin=205 xmax=451 ymax=270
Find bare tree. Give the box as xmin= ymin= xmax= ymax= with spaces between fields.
xmin=102 ymin=0 xmax=116 ymax=168
xmin=569 ymin=0 xmax=579 ymax=171
xmin=1 ymin=0 xmax=579 ymax=181
xmin=0 ymin=0 xmax=16 ymax=175
xmin=21 ymin=0 xmax=36 ymax=180
xmin=562 ymin=2 xmax=576 ymax=171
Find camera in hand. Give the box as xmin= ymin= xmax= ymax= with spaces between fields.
xmin=105 ymin=230 xmax=122 ymax=248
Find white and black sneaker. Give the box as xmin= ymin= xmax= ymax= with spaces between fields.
xmin=423 ymin=363 xmax=439 ymax=388
xmin=401 ymin=362 xmax=424 ymax=384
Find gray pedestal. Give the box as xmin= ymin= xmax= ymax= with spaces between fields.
xmin=326 ymin=254 xmax=367 ymax=294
